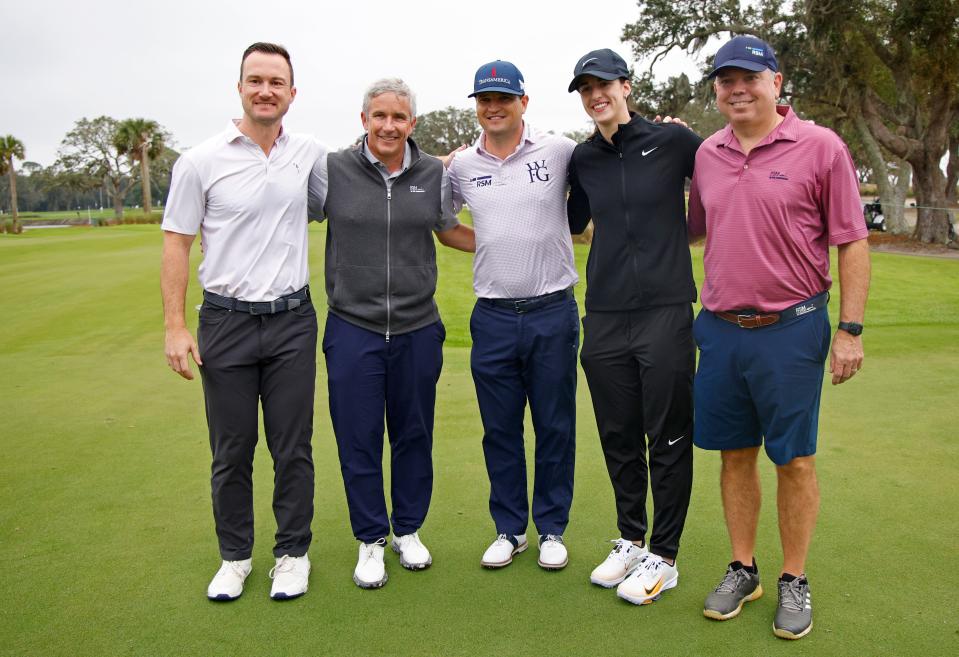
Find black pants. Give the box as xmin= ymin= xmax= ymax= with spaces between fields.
xmin=197 ymin=300 xmax=317 ymax=560
xmin=579 ymin=304 xmax=694 ymax=560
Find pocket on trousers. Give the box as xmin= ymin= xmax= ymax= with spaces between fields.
xmin=289 ymin=300 xmax=317 ymax=318
xmin=198 ymin=303 xmax=231 ymax=326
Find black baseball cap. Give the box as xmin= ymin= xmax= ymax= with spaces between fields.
xmin=568 ymin=49 xmax=630 ymax=93
xmin=708 ymin=36 xmax=779 ymax=78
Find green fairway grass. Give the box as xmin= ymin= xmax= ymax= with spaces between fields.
xmin=1 ymin=225 xmax=956 ymax=656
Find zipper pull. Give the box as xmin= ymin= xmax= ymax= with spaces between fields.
xmin=385 ymin=331 xmax=391 ymax=343
xmin=387 ymin=190 xmax=392 ymax=200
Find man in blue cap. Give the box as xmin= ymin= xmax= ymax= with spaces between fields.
xmin=688 ymin=35 xmax=870 ymax=639
xmin=446 ymin=60 xmax=580 ymax=571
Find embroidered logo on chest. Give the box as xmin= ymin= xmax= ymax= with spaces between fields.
xmin=769 ymin=171 xmax=789 ymax=181
xmin=525 ymin=160 xmax=550 ymax=183
xmin=409 ymin=185 xmax=426 ymax=193
xmin=470 ymin=175 xmax=493 ymax=188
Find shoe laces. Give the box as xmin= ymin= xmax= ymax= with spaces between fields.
xmin=778 ymin=577 xmax=808 ymax=612
xmin=400 ymin=532 xmax=423 ymax=549
xmin=541 ymin=534 xmax=563 ymax=546
xmin=269 ymin=555 xmax=295 ymax=579
xmin=608 ymin=538 xmax=636 ymax=561
xmin=221 ymin=560 xmax=249 ymax=579
xmin=493 ymin=533 xmax=513 ymax=547
xmin=714 ymin=566 xmax=752 ymax=594
xmin=641 ymin=554 xmax=664 ymax=573
xmin=362 ymin=537 xmax=387 ymax=559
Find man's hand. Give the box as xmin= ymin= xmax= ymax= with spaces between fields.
xmin=165 ymin=326 xmax=202 ymax=380
xmin=654 ymin=115 xmax=690 ymax=129
xmin=439 ymin=144 xmax=468 ymax=168
xmin=829 ymin=329 xmax=862 ymax=385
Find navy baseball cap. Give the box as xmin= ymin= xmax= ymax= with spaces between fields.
xmin=568 ymin=49 xmax=630 ymax=93
xmin=469 ymin=60 xmax=525 ymax=97
xmin=708 ymin=35 xmax=779 ymax=78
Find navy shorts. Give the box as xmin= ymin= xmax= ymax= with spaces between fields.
xmin=692 ymin=303 xmax=831 ymax=465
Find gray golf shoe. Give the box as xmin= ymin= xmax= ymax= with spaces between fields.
xmin=703 ymin=563 xmax=763 ymax=620
xmin=773 ymin=576 xmax=813 ymax=639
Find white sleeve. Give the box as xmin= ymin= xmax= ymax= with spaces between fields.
xmin=307 ymin=150 xmax=329 ymax=222
xmin=161 ymin=156 xmax=204 ymax=235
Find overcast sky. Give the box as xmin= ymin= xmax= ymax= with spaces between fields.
xmin=1 ymin=0 xmax=705 ymax=166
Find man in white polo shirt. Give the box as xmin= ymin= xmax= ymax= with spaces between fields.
xmin=161 ymin=42 xmax=326 ymax=602
xmin=447 ymin=60 xmax=579 ymax=571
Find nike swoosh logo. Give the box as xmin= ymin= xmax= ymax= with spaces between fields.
xmin=582 ymin=57 xmax=598 ymax=66
xmin=644 ymin=577 xmax=664 ymax=596
xmin=668 ymin=434 xmax=685 ymax=446
xmin=642 ymin=147 xmax=659 ymax=156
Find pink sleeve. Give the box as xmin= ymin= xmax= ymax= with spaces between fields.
xmin=823 ymin=143 xmax=869 ymax=246
xmin=687 ymin=170 xmax=707 ymax=238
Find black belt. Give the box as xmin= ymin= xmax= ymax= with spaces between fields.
xmin=714 ymin=291 xmax=828 ymax=329
xmin=203 ymin=285 xmax=311 ymax=315
xmin=479 ymin=288 xmax=573 ymax=314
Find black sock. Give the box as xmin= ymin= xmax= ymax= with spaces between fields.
xmin=780 ymin=572 xmax=798 ymax=583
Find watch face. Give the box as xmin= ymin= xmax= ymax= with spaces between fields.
xmin=839 ymin=322 xmax=863 ymax=336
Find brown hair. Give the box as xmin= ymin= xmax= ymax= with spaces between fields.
xmin=240 ymin=42 xmax=294 ymax=86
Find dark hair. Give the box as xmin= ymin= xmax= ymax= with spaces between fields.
xmin=240 ymin=42 xmax=294 ymax=86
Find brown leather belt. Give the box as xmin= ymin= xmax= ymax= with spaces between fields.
xmin=715 ymin=312 xmax=780 ymax=328
xmin=712 ymin=291 xmax=829 ymax=329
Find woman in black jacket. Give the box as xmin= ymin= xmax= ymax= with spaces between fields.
xmin=566 ymin=48 xmax=703 ymax=606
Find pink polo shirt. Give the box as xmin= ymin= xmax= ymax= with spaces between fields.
xmin=688 ymin=106 xmax=867 ymax=312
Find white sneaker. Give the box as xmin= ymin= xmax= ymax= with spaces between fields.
xmin=537 ymin=534 xmax=569 ymax=570
xmin=617 ymin=553 xmax=679 ymax=605
xmin=354 ymin=538 xmax=388 ymax=589
xmin=207 ymin=558 xmax=252 ymax=601
xmin=481 ymin=533 xmax=528 ymax=568
xmin=391 ymin=531 xmax=432 ymax=570
xmin=590 ymin=538 xmax=649 ymax=588
xmin=269 ymin=554 xmax=310 ymax=600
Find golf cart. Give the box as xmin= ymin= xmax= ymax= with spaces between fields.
xmin=863 ymin=199 xmax=887 ymax=231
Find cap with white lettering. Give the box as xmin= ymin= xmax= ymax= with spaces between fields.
xmin=469 ymin=60 xmax=525 ymax=97
xmin=708 ymin=35 xmax=779 ymax=79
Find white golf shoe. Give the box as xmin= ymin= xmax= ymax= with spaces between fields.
xmin=481 ymin=533 xmax=528 ymax=568
xmin=537 ymin=534 xmax=569 ymax=570
xmin=590 ymin=538 xmax=649 ymax=588
xmin=207 ymin=558 xmax=252 ymax=601
xmin=391 ymin=532 xmax=432 ymax=570
xmin=269 ymin=554 xmax=310 ymax=600
xmin=617 ymin=553 xmax=679 ymax=605
xmin=354 ymin=538 xmax=388 ymax=589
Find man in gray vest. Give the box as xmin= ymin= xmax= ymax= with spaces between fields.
xmin=308 ymin=78 xmax=474 ymax=590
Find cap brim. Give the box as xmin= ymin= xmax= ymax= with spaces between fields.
xmin=567 ymin=70 xmax=623 ymax=93
xmin=468 ymin=86 xmax=525 ymax=98
xmin=707 ymin=59 xmax=770 ymax=78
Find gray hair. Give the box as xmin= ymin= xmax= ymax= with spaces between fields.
xmin=362 ymin=78 xmax=417 ymax=117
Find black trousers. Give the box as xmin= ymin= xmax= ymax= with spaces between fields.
xmin=197 ymin=299 xmax=317 ymax=560
xmin=579 ymin=304 xmax=694 ymax=560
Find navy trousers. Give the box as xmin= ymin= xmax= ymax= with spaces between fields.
xmin=469 ymin=294 xmax=579 ymax=537
xmin=323 ymin=313 xmax=444 ymax=543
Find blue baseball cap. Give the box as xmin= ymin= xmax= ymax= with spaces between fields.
xmin=469 ymin=60 xmax=525 ymax=97
xmin=568 ymin=49 xmax=630 ymax=93
xmin=708 ymin=35 xmax=779 ymax=78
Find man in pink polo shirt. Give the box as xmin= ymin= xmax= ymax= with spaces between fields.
xmin=687 ymin=35 xmax=870 ymax=640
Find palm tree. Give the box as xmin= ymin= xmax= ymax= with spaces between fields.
xmin=0 ymin=135 xmax=25 ymax=233
xmin=114 ymin=119 xmax=166 ymax=215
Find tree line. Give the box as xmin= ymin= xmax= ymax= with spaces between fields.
xmin=0 ymin=117 xmax=175 ymax=233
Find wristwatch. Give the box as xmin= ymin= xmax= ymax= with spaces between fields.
xmin=837 ymin=321 xmax=864 ymax=336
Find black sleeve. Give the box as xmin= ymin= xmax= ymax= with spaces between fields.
xmin=567 ymin=151 xmax=592 ymax=235
xmin=676 ymin=125 xmax=704 ymax=180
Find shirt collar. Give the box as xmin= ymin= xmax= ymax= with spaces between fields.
xmin=717 ymin=105 xmax=798 ymax=151
xmin=226 ymin=119 xmax=288 ymax=146
xmin=475 ymin=121 xmax=534 ymax=157
xmin=361 ymin=136 xmax=412 ymax=174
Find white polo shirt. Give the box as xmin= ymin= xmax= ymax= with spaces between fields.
xmin=162 ymin=121 xmax=328 ymax=301
xmin=449 ymin=123 xmax=578 ymax=299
